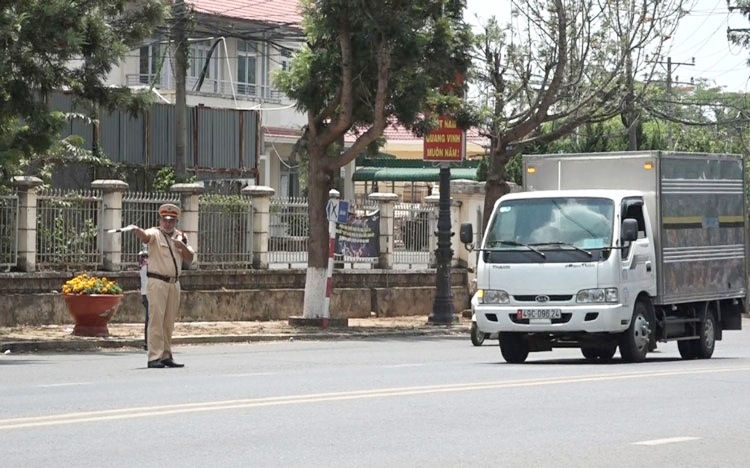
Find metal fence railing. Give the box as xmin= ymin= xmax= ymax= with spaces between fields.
xmin=36 ymin=189 xmax=102 ymax=270
xmin=393 ymin=202 xmax=433 ymax=267
xmin=121 ymin=192 xmax=181 ymax=267
xmin=269 ymin=196 xmax=309 ymax=268
xmin=5 ymin=189 xmax=442 ymax=272
xmin=0 ymin=194 xmax=18 ymax=270
xmin=267 ymin=197 xmax=434 ymax=269
xmin=199 ymin=194 xmax=254 ymax=268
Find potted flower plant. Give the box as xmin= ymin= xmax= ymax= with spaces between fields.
xmin=62 ymin=274 xmax=124 ymax=337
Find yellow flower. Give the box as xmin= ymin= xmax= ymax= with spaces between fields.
xmin=62 ymin=273 xmax=123 ymax=295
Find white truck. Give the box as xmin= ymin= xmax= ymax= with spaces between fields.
xmin=461 ymin=151 xmax=746 ymax=363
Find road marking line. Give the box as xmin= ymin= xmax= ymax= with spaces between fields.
xmin=226 ymin=372 xmax=279 ymax=377
xmin=37 ymin=382 xmax=93 ymax=388
xmin=3 ymin=365 xmax=749 ymax=431
xmin=633 ymin=437 xmax=700 ymax=446
xmin=381 ymin=364 xmax=424 ymax=368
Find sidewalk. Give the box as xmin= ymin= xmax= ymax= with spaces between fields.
xmin=0 ymin=316 xmax=472 ymax=354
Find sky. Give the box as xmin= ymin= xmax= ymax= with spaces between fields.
xmin=465 ymin=0 xmax=750 ymax=93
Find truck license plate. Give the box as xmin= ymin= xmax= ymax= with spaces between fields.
xmin=518 ymin=309 xmax=562 ymax=320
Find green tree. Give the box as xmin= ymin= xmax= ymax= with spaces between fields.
xmin=520 ymin=79 xmax=750 ymax=160
xmin=0 ymin=0 xmax=167 ymax=186
xmin=274 ymin=0 xmax=473 ymax=317
xmin=644 ymin=79 xmax=750 ymax=154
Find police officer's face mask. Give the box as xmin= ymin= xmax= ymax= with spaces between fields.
xmin=160 ymin=217 xmax=177 ymax=234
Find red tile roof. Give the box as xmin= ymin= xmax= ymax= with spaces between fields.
xmin=382 ymin=125 xmax=417 ymax=141
xmin=189 ymin=0 xmax=302 ymax=25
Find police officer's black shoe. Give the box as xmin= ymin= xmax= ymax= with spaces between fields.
xmin=147 ymin=359 xmax=166 ymax=368
xmin=161 ymin=358 xmax=184 ymax=368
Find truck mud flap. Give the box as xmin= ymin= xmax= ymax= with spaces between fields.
xmin=720 ymin=298 xmax=743 ymax=331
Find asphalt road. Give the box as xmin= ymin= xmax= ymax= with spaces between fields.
xmin=2 ymin=324 xmax=750 ymax=468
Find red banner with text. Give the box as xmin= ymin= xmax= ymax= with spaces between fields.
xmin=423 ymin=115 xmax=465 ymax=162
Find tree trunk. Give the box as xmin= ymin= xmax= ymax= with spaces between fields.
xmin=482 ymin=148 xmax=512 ymax=229
xmin=302 ymin=149 xmax=334 ymax=318
xmin=625 ymin=52 xmax=638 ymax=151
xmin=173 ymin=0 xmax=188 ymax=181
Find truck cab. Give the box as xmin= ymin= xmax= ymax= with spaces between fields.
xmin=465 ymin=190 xmax=656 ymax=362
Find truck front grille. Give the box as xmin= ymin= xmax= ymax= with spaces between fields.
xmin=513 ymin=295 xmax=573 ymax=302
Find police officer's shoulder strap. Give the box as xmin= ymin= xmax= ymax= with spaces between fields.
xmin=159 ymin=230 xmax=179 ymax=278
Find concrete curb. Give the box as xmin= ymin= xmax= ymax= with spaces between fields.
xmin=6 ymin=315 xmax=750 ymax=354
xmin=1 ymin=327 xmax=470 ymax=354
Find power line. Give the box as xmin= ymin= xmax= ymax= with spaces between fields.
xmin=683 ymin=2 xmax=724 ymax=56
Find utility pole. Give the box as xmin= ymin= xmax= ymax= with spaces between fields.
xmin=666 ymin=57 xmax=673 ymax=149
xmin=173 ymin=0 xmax=188 ymax=181
xmin=653 ymin=56 xmax=694 ymax=150
xmin=726 ymin=2 xmax=750 ymax=49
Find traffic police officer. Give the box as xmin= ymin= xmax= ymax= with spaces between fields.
xmin=129 ymin=203 xmax=194 ymax=368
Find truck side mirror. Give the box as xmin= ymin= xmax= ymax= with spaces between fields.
xmin=621 ymin=218 xmax=638 ymax=242
xmin=460 ymin=222 xmax=474 ymax=250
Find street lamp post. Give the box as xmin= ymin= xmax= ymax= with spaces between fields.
xmin=428 ymin=163 xmax=455 ymax=324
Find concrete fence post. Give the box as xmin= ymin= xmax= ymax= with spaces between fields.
xmin=243 ymin=185 xmax=275 ymax=269
xmin=171 ymin=182 xmax=205 ymax=269
xmin=451 ymin=180 xmax=486 ymax=273
xmin=11 ymin=176 xmax=44 ymax=272
xmin=91 ymin=179 xmax=129 ymax=271
xmin=368 ymin=192 xmax=399 ymax=269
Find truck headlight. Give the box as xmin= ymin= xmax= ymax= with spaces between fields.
xmin=576 ymin=288 xmax=618 ymax=303
xmin=478 ymin=289 xmax=509 ymax=304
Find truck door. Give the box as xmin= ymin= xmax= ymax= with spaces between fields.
xmin=620 ymin=198 xmax=656 ymax=305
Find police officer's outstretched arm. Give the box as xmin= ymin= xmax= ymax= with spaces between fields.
xmin=127 ymin=225 xmax=151 ymax=245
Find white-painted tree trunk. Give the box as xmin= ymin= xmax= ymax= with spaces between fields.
xmin=302 ymin=267 xmax=328 ymax=318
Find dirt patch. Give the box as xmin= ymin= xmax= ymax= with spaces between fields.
xmin=0 ymin=316 xmax=471 ymax=342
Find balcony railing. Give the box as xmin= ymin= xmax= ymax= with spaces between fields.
xmin=126 ymin=74 xmax=288 ymax=104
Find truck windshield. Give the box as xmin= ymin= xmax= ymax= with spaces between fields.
xmin=484 ymin=197 xmax=614 ymax=251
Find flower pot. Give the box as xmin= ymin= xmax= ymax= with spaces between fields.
xmin=63 ymin=294 xmax=123 ymax=337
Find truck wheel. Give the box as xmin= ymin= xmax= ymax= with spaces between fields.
xmin=499 ymin=333 xmax=529 ymax=363
xmin=695 ymin=312 xmax=716 ymax=359
xmin=677 ymin=340 xmax=698 ymax=360
xmin=581 ymin=346 xmax=617 ymax=363
xmin=470 ymin=322 xmax=485 ymax=346
xmin=619 ymin=300 xmax=651 ymax=363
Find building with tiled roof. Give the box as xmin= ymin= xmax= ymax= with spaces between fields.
xmin=103 ymin=0 xmax=306 ymax=195
xmin=104 ymin=0 xmax=480 ymax=201
xmin=349 ymin=123 xmax=488 ymax=202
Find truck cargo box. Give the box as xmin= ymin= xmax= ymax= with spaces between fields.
xmin=522 ymin=151 xmax=746 ymax=305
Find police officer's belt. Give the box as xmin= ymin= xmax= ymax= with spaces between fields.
xmin=147 ymin=272 xmax=179 ymax=283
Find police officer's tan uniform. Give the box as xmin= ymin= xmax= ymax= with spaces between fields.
xmin=129 ymin=203 xmax=194 ymax=368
